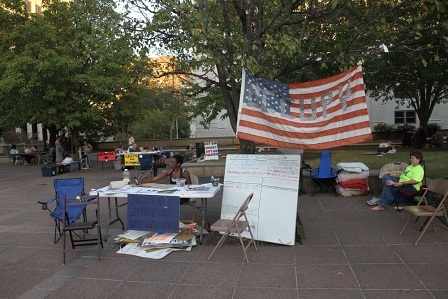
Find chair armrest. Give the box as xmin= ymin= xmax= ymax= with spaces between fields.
xmin=81 ymin=195 xmax=97 ymax=202
xmin=37 ymin=196 xmax=57 ymax=205
xmin=307 ymin=168 xmax=319 ymax=176
xmin=37 ymin=196 xmax=57 ymax=210
xmin=331 ymin=168 xmax=341 ymax=176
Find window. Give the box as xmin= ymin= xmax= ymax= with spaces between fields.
xmin=35 ymin=5 xmax=41 ymax=14
xmin=395 ymin=110 xmax=416 ymax=124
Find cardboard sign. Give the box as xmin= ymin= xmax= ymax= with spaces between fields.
xmin=204 ymin=141 xmax=219 ymax=160
xmin=127 ymin=194 xmax=180 ymax=233
xmin=97 ymin=151 xmax=116 ymax=162
xmin=124 ymin=153 xmax=140 ymax=166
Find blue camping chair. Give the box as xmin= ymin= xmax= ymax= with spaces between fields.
xmin=136 ymin=153 xmax=154 ymax=181
xmin=37 ymin=178 xmax=89 ymax=243
xmin=308 ymin=150 xmax=340 ymax=196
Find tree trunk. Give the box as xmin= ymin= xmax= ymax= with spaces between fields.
xmin=48 ymin=125 xmax=57 ymax=149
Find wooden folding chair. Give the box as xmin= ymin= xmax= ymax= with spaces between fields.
xmin=399 ymin=178 xmax=448 ymax=245
xmin=208 ymin=193 xmax=257 ymax=263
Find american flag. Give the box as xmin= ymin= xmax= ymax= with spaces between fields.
xmin=236 ymin=66 xmax=372 ymax=149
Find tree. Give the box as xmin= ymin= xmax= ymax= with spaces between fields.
xmin=0 ymin=0 xmax=147 ymax=149
xmin=123 ymin=0 xmax=406 ymax=153
xmin=363 ymin=0 xmax=448 ymax=133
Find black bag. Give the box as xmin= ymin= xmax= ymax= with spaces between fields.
xmin=156 ymin=156 xmax=166 ymax=168
xmin=296 ymin=212 xmax=305 ymax=244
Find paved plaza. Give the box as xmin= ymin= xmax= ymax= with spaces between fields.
xmin=1 ymin=160 xmax=448 ymax=299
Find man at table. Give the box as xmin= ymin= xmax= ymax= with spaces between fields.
xmin=129 ymin=143 xmax=140 ymax=152
xmin=136 ymin=154 xmax=192 ymax=203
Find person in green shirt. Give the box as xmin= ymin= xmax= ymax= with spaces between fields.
xmin=368 ymin=152 xmax=424 ymax=211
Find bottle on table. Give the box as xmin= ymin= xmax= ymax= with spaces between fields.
xmin=122 ymin=168 xmax=130 ymax=185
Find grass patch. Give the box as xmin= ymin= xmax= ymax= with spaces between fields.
xmin=302 ymin=149 xmax=448 ymax=179
xmin=214 ymin=147 xmax=448 ymax=179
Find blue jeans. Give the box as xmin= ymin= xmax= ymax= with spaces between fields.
xmin=379 ymin=174 xmax=417 ymax=206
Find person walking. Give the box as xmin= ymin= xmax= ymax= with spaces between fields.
xmin=127 ymin=132 xmax=134 ymax=150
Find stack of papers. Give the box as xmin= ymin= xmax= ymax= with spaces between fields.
xmin=116 ymin=229 xmax=196 ymax=259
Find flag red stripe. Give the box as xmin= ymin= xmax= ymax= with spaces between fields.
xmin=237 ymin=119 xmax=371 ymax=140
xmin=240 ymin=107 xmax=370 ymax=130
xmin=237 ymin=132 xmax=373 ymax=150
xmin=289 ymin=95 xmax=367 ymax=118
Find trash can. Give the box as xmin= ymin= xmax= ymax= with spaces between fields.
xmin=195 ymin=142 xmax=205 ymax=158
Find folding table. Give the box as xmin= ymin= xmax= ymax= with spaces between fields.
xmin=90 ymin=184 xmax=221 ymax=244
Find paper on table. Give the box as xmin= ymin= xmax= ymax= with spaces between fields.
xmin=142 ymin=183 xmax=172 ymax=189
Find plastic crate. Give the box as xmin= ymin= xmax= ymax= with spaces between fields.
xmin=57 ymin=165 xmax=65 ymax=174
xmin=62 ymin=164 xmax=71 ymax=173
xmin=41 ymin=166 xmax=56 ymax=177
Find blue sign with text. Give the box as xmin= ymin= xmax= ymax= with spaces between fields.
xmin=127 ymin=194 xmax=180 ymax=233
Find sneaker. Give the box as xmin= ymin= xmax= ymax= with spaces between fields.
xmin=393 ymin=206 xmax=403 ymax=211
xmin=367 ymin=197 xmax=380 ymax=206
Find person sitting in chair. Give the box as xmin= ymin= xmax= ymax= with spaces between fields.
xmin=9 ymin=144 xmax=19 ymax=163
xmin=367 ymin=152 xmax=424 ymax=211
xmin=128 ymin=143 xmax=140 ymax=152
xmin=23 ymin=146 xmax=40 ymax=165
xmin=136 ymin=154 xmax=191 ymax=203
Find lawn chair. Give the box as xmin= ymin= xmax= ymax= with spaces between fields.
xmin=136 ymin=153 xmax=154 ymax=181
xmin=37 ymin=178 xmax=89 ymax=243
xmin=307 ymin=150 xmax=340 ymax=196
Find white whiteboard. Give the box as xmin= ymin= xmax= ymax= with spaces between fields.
xmin=221 ymin=154 xmax=301 ymax=245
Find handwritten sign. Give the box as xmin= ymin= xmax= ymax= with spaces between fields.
xmin=204 ymin=141 xmax=219 ymax=160
xmin=124 ymin=153 xmax=140 ymax=166
xmin=127 ymin=194 xmax=180 ymax=233
xmin=222 ymin=154 xmax=301 ymax=245
xmin=97 ymin=151 xmax=116 ymax=162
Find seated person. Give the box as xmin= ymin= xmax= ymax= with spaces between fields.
xmin=367 ymin=152 xmax=424 ymax=211
xmin=136 ymin=154 xmax=191 ymax=203
xmin=413 ymin=126 xmax=426 ymax=148
xmin=24 ymin=146 xmax=39 ymax=165
xmin=128 ymin=143 xmax=140 ymax=152
xmin=428 ymin=130 xmax=444 ymax=147
xmin=23 ymin=145 xmax=31 ymax=154
xmin=9 ymin=144 xmax=19 ymax=163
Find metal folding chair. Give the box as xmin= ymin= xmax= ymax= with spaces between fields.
xmin=399 ymin=178 xmax=448 ymax=245
xmin=208 ymin=193 xmax=257 ymax=263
